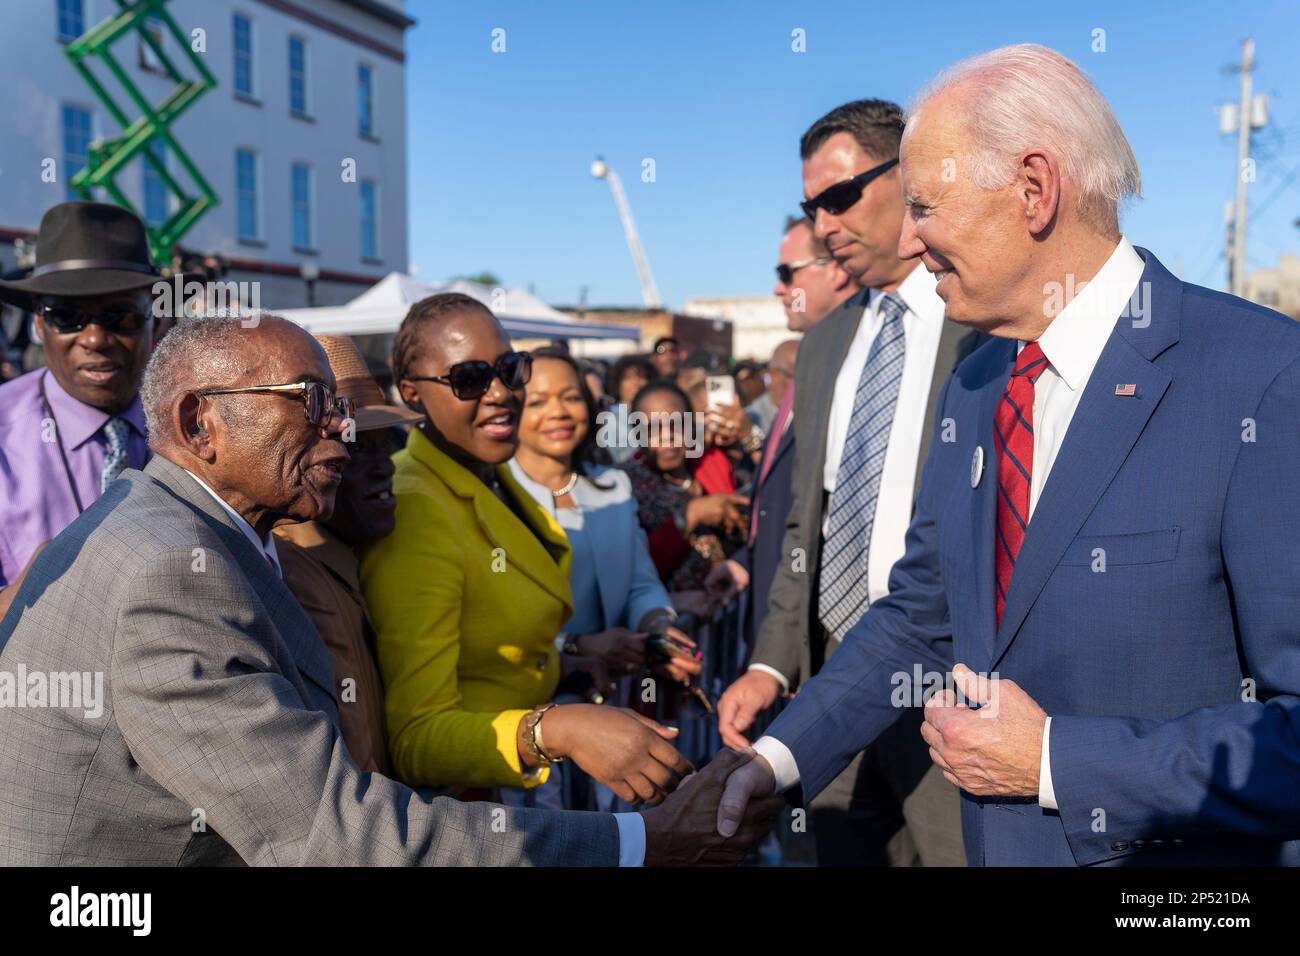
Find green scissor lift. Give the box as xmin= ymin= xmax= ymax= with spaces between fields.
xmin=64 ymin=0 xmax=218 ymax=266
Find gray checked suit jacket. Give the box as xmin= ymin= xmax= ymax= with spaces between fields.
xmin=0 ymin=455 xmax=618 ymax=866
xmin=751 ymin=290 xmax=983 ymax=687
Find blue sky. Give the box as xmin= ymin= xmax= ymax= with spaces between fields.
xmin=405 ymin=0 xmax=1300 ymax=308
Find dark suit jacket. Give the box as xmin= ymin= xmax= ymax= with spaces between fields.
xmin=751 ymin=287 xmax=983 ymax=687
xmin=0 ymin=455 xmax=618 ymax=865
xmin=730 ymin=406 xmax=796 ymax=646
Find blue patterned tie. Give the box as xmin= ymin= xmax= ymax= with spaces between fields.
xmin=101 ymin=418 xmax=130 ymax=494
xmin=819 ymin=293 xmax=908 ymax=642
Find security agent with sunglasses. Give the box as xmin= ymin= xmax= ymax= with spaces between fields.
xmin=0 ymin=202 xmax=160 ymax=604
xmin=715 ymin=100 xmax=984 ymax=868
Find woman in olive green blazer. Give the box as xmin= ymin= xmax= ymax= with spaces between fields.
xmin=361 ymin=293 xmax=692 ymax=803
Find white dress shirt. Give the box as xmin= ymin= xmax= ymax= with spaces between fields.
xmin=822 ymin=262 xmax=946 ymax=604
xmin=183 ymin=469 xmax=282 ymax=577
xmin=755 ymin=238 xmax=1147 ymax=810
xmin=748 ymin=263 xmax=945 ymax=693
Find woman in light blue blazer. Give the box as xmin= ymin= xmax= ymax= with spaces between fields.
xmin=509 ymin=347 xmax=701 ymax=688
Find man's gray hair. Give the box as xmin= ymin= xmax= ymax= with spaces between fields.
xmin=908 ymin=43 xmax=1140 ymax=232
xmin=141 ymin=314 xmax=271 ymax=450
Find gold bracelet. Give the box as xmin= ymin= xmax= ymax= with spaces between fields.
xmin=521 ymin=703 xmax=563 ymax=766
xmin=534 ymin=707 xmax=561 ymax=763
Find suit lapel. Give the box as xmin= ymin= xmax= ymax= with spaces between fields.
xmin=570 ymin=481 xmax=617 ymax=627
xmin=760 ymin=422 xmax=796 ymax=490
xmin=991 ymin=249 xmax=1181 ymax=666
xmin=917 ymin=324 xmax=988 ymax=502
xmin=141 ymin=457 xmax=337 ymax=703
xmin=916 ymin=320 xmax=965 ymax=499
xmin=489 ymin=463 xmax=574 ymax=610
xmin=807 ymin=290 xmax=868 ymax=483
xmin=970 ymin=341 xmax=1016 ymax=662
xmin=408 ymin=431 xmax=572 ymax=612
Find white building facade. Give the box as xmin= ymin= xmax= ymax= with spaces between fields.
xmin=1245 ymin=253 xmax=1300 ymax=320
xmin=0 ymin=0 xmax=413 ymax=309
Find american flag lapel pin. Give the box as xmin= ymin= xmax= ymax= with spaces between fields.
xmin=1114 ymin=384 xmax=1137 ymax=397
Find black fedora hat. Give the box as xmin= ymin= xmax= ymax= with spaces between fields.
xmin=0 ymin=201 xmax=159 ymax=309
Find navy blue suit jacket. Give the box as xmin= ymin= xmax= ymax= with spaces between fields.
xmin=732 ymin=420 xmax=795 ymax=647
xmin=764 ymin=249 xmax=1300 ymax=866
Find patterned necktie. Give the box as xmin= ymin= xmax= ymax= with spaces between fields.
xmin=993 ymin=341 xmax=1048 ymax=627
xmin=818 ymin=292 xmax=908 ymax=642
xmin=100 ymin=417 xmax=130 ymax=494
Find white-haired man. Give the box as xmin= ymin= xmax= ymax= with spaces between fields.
xmin=718 ymin=43 xmax=1300 ymax=866
xmin=713 ymin=100 xmax=981 ymax=868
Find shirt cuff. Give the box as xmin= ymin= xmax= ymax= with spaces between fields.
xmin=752 ymin=735 xmax=800 ymax=793
xmin=1037 ymin=715 xmax=1058 ymax=810
xmin=747 ymin=663 xmax=790 ymax=693
xmin=614 ymin=812 xmax=646 ymax=866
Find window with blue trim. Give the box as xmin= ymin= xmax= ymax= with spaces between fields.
xmin=57 ymin=0 xmax=83 ymax=41
xmin=289 ymin=37 xmax=308 ymax=115
xmin=292 ymin=163 xmax=312 ymax=249
xmin=62 ymin=105 xmax=92 ymax=201
xmin=236 ymin=148 xmax=259 ymax=240
xmin=360 ymin=180 xmax=378 ymax=259
xmin=233 ymin=14 xmax=254 ymax=97
xmin=357 ymin=64 xmax=374 ymax=136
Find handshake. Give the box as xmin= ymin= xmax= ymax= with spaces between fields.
xmin=640 ymin=748 xmax=785 ymax=866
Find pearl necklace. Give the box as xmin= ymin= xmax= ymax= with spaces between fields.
xmin=552 ymin=472 xmax=579 ymax=498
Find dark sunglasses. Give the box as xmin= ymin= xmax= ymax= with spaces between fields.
xmin=800 ymin=157 xmax=900 ymax=221
xmin=775 ymin=257 xmax=833 ymax=285
xmin=39 ymin=304 xmax=151 ymax=336
xmin=407 ymin=351 xmax=533 ymax=401
xmin=197 ymin=381 xmax=355 ymax=428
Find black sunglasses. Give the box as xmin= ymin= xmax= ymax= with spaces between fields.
xmin=407 ymin=351 xmax=533 ymax=401
xmin=198 ymin=381 xmax=355 ymax=429
xmin=775 ymin=256 xmax=833 ymax=285
xmin=39 ymin=304 xmax=151 ymax=336
xmin=800 ymin=157 xmax=900 ymax=221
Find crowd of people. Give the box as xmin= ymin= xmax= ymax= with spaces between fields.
xmin=1 ymin=41 xmax=1299 ymax=867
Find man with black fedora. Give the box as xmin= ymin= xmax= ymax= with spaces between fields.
xmin=0 ymin=201 xmax=161 ymax=607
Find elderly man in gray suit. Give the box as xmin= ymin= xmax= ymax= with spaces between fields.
xmin=0 ymin=313 xmax=777 ymax=866
xmin=716 ymin=100 xmax=984 ymax=867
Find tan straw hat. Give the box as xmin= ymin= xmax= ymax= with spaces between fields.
xmin=315 ymin=334 xmax=424 ymax=431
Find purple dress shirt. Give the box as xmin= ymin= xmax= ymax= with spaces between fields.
xmin=0 ymin=368 xmax=149 ymax=586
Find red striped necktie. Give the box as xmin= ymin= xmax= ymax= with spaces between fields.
xmin=993 ymin=340 xmax=1047 ymax=627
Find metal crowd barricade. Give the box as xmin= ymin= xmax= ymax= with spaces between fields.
xmin=657 ymin=596 xmax=805 ymax=865
xmin=657 ymin=597 xmax=788 ymax=767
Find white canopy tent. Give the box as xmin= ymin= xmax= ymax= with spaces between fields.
xmin=279 ymin=273 xmax=639 ymax=341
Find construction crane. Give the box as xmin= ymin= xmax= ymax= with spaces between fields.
xmin=590 ymin=158 xmax=662 ymax=309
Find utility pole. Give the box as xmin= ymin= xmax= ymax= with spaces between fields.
xmin=1220 ymin=39 xmax=1267 ymax=296
xmin=1231 ymin=39 xmax=1254 ymax=296
xmin=1224 ymin=201 xmax=1235 ymax=291
xmin=590 ymin=158 xmax=663 ymax=309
